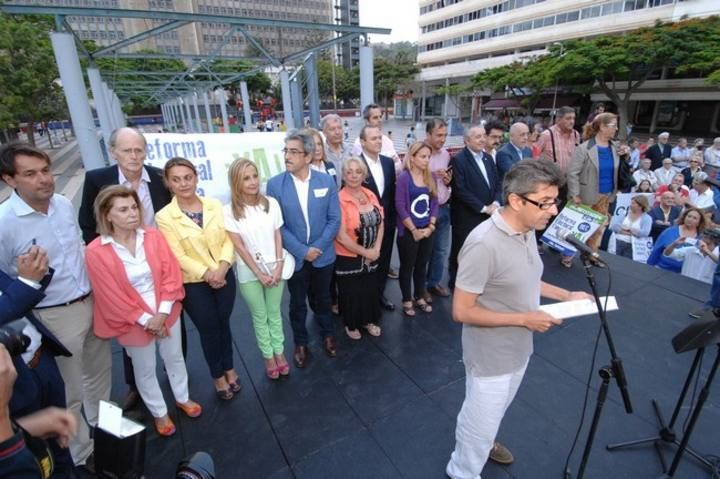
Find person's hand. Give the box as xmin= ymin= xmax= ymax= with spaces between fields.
xmin=270 ymin=263 xmax=283 ymax=286
xmin=364 ymin=247 xmax=380 ymax=262
xmin=566 ymin=291 xmax=593 ymax=302
xmin=698 ymin=240 xmax=711 ymax=256
xmin=674 ymin=236 xmax=687 ymax=246
xmin=524 ymin=311 xmax=562 ymax=333
xmin=256 ymin=271 xmax=274 ymax=287
xmin=411 ymin=229 xmax=425 ymax=242
xmin=0 ymin=345 xmax=17 ymax=411
xmin=573 ymin=195 xmax=582 ymax=204
xmin=16 ymin=246 xmax=48 ymax=282
xmin=16 ymin=407 xmax=77 ymax=448
xmin=145 ymin=314 xmax=167 ymax=337
xmin=304 ymin=247 xmax=322 ymax=262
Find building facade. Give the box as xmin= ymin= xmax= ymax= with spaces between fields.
xmin=15 ymin=0 xmax=334 ymax=57
xmin=416 ymin=0 xmax=720 ymax=134
xmin=334 ymin=0 xmax=360 ymax=70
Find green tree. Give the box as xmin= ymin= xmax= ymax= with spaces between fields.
xmin=375 ymin=57 xmax=419 ymax=119
xmin=316 ymin=59 xmax=359 ymax=104
xmin=0 ymin=13 xmax=61 ymax=146
xmin=552 ymin=16 xmax=720 ymax=138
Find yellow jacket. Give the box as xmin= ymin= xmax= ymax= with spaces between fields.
xmin=156 ymin=196 xmax=235 ymax=284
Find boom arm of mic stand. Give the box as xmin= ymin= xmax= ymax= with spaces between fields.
xmin=580 ymin=253 xmax=633 ymax=414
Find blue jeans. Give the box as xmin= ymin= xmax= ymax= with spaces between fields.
xmin=427 ymin=204 xmax=451 ymax=289
xmin=287 ymin=261 xmax=335 ymax=345
xmin=182 ymin=271 xmax=236 ymax=379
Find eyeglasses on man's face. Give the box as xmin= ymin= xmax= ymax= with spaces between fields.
xmin=517 ymin=194 xmax=562 ymax=210
xmin=282 ymin=148 xmax=305 ymax=156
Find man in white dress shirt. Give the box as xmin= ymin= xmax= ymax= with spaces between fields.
xmin=0 ymin=142 xmax=111 ymax=470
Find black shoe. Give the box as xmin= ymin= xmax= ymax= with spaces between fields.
xmin=379 ymin=296 xmax=395 ymax=311
xmin=121 ymin=389 xmax=141 ymax=412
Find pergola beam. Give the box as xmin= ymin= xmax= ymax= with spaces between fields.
xmin=0 ymin=5 xmax=391 ymax=35
xmin=93 ymin=20 xmax=190 ymax=57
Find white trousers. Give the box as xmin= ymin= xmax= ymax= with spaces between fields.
xmin=125 ymin=320 xmax=189 ymax=418
xmin=34 ymin=295 xmax=112 ymax=465
xmin=446 ymin=361 xmax=528 ymax=479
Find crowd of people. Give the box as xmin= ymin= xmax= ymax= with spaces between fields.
xmin=1 ymin=101 xmax=719 ymax=478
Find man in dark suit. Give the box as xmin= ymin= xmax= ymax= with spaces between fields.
xmin=645 ymin=131 xmax=672 ymax=171
xmin=358 ymin=125 xmax=397 ymax=311
xmin=496 ymin=122 xmax=532 ymax=184
xmin=1 ymin=248 xmax=75 ymax=477
xmin=77 ymin=127 xmax=172 ymax=411
xmin=449 ymin=125 xmax=502 ymax=289
xmin=266 ymin=129 xmax=341 ymax=368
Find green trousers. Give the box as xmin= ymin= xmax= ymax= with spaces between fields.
xmin=238 ymin=280 xmax=285 ymax=359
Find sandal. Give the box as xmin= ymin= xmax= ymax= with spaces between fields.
xmin=265 ymin=358 xmax=279 ymax=380
xmin=154 ymin=415 xmax=176 ymax=437
xmin=560 ymin=257 xmax=574 ymax=268
xmin=175 ymin=400 xmax=202 ymax=418
xmin=415 ymin=299 xmax=432 ymax=313
xmin=345 ymin=327 xmax=362 ymax=340
xmin=216 ymin=388 xmax=233 ymax=401
xmin=364 ymin=323 xmax=381 ymax=337
xmin=402 ymin=302 xmax=416 ymax=317
xmin=274 ymin=354 xmax=290 ymax=376
xmin=224 ymin=371 xmax=242 ymax=394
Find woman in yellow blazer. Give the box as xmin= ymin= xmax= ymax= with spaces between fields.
xmin=156 ymin=157 xmax=240 ymax=400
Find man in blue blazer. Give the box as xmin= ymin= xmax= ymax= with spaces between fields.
xmin=266 ymin=129 xmax=341 ymax=368
xmin=496 ymin=122 xmax=532 ymax=185
xmin=449 ymin=125 xmax=503 ymax=289
xmin=358 ymin=125 xmax=397 ymax=311
xmin=1 ymin=247 xmax=75 ymax=477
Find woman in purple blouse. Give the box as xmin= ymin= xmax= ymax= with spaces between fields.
xmin=395 ymin=142 xmax=439 ymax=317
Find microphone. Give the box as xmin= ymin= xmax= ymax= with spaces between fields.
xmin=556 ymin=228 xmax=604 ymax=262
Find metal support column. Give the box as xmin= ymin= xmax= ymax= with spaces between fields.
xmin=183 ymin=97 xmax=194 ymax=133
xmin=280 ymin=68 xmax=294 ymax=130
xmin=305 ymin=52 xmax=320 ymax=128
xmin=240 ymin=81 xmax=252 ymax=131
xmin=192 ymin=92 xmax=202 ymax=133
xmin=50 ymin=29 xmax=104 ymax=170
xmin=290 ymin=77 xmax=304 ymax=129
xmin=359 ymin=43 xmax=374 ymax=112
xmin=101 ymin=82 xmax=116 ymax=131
xmin=217 ymin=89 xmax=230 ymax=133
xmin=87 ymin=67 xmax=113 ymax=161
xmin=202 ymin=91 xmax=213 ymax=134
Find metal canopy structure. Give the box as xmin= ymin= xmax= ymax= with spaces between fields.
xmin=0 ymin=3 xmax=387 ymax=170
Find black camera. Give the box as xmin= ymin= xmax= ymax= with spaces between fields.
xmin=176 ymin=452 xmax=215 ymax=479
xmin=0 ymin=320 xmax=31 ymax=357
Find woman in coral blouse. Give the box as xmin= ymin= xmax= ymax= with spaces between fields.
xmin=85 ymin=186 xmax=201 ymax=437
xmin=334 ymin=156 xmax=384 ymax=339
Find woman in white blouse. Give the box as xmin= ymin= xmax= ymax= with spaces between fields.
xmin=224 ymin=159 xmax=290 ymax=380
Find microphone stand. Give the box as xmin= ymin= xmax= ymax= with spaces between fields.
xmin=566 ymin=252 xmax=633 ymax=479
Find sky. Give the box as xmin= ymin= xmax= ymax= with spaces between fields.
xmin=359 ymin=0 xmax=419 ymax=44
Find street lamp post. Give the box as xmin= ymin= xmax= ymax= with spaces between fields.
xmin=550 ymin=42 xmax=565 ymax=124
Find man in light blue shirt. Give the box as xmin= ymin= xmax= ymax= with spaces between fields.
xmin=0 ymin=142 xmax=111 ymax=470
xmin=671 ymin=137 xmax=691 ymax=169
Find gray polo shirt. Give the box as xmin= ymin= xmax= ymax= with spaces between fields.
xmin=325 ymin=142 xmax=351 ymax=187
xmin=457 ymin=209 xmax=543 ymax=377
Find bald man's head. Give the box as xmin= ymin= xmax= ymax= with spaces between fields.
xmin=509 ymin=122 xmax=529 ymax=149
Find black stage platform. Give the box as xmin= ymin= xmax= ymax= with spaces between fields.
xmin=110 ymin=251 xmax=720 ymax=478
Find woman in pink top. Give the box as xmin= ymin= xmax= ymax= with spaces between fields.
xmin=85 ymin=186 xmax=201 ymax=437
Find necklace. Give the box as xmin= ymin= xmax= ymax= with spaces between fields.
xmin=354 ymin=193 xmax=368 ymax=205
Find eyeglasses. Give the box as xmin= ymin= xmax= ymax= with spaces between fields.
xmin=517 ymin=194 xmax=562 ymax=210
xmin=282 ymin=148 xmax=305 ymax=156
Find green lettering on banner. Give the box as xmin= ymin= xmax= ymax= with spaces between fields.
xmin=253 ymin=148 xmax=271 ymax=182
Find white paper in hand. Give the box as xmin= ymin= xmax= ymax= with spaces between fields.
xmin=539 ymin=296 xmax=618 ymax=320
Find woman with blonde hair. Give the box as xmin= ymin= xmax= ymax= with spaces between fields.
xmin=306 ymin=127 xmax=338 ymax=184
xmin=610 ymin=194 xmax=652 ymax=259
xmin=395 ymin=142 xmax=439 ymax=316
xmin=86 ymin=186 xmax=200 ymax=437
xmin=224 ymin=158 xmax=290 ymax=379
xmin=155 ymin=158 xmax=239 ymax=400
xmin=566 ymin=112 xmax=620 ymax=257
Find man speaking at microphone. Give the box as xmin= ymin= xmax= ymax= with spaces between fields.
xmin=446 ymin=160 xmax=591 ymax=479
